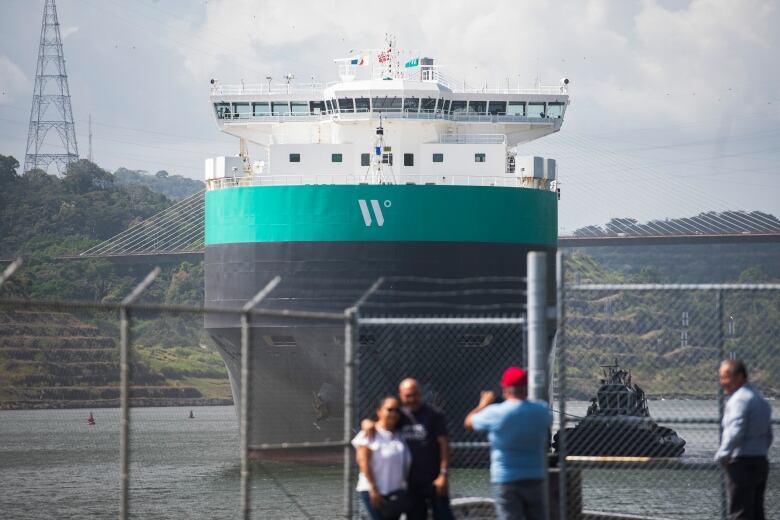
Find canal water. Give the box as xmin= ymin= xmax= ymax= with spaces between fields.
xmin=0 ymin=402 xmax=777 ymax=519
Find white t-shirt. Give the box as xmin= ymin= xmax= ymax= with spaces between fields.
xmin=351 ymin=426 xmax=410 ymax=495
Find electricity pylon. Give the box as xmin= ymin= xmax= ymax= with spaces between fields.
xmin=24 ymin=0 xmax=79 ymax=175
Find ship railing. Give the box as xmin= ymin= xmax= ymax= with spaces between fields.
xmin=439 ymin=134 xmax=506 ymax=144
xmin=219 ymin=110 xmax=555 ymax=124
xmin=211 ymin=76 xmax=565 ymax=96
xmin=206 ymin=173 xmax=530 ymax=190
xmin=211 ymin=81 xmax=338 ymax=96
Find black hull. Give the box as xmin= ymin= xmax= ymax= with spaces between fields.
xmin=205 ymin=241 xmax=555 ymax=448
xmin=552 ymin=423 xmax=686 ymax=457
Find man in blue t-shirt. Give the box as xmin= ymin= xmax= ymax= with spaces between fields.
xmin=464 ymin=367 xmax=551 ymax=520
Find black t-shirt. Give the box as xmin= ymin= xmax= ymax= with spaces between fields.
xmin=397 ymin=403 xmax=448 ymax=485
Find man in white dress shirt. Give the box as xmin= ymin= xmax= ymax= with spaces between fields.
xmin=715 ymin=359 xmax=773 ymax=520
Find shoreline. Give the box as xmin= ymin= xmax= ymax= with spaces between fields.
xmin=0 ymin=397 xmax=233 ymax=410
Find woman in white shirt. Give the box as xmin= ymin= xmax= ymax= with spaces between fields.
xmin=352 ymin=396 xmax=411 ymax=520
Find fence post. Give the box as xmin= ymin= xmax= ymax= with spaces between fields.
xmin=343 ymin=307 xmax=357 ymax=519
xmin=119 ymin=267 xmax=160 ymax=520
xmin=555 ymin=251 xmax=567 ymax=520
xmin=527 ymin=252 xmax=549 ymax=519
xmin=240 ymin=276 xmax=282 ymax=520
xmin=527 ymin=252 xmax=547 ymax=401
xmin=716 ymin=289 xmax=727 ymax=520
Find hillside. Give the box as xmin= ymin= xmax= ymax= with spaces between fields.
xmin=562 ymin=250 xmax=780 ymax=399
xmin=114 ymin=167 xmax=204 ymax=201
xmin=0 ymin=155 xmax=231 ymax=409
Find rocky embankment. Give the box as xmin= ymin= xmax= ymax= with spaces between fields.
xmin=0 ymin=309 xmax=232 ymax=409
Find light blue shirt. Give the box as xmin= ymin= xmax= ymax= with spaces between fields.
xmin=715 ymin=383 xmax=773 ymax=462
xmin=471 ymin=399 xmax=552 ymax=483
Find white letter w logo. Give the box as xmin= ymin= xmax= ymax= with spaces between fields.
xmin=358 ymin=199 xmax=385 ymax=227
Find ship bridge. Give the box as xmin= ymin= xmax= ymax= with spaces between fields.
xmin=206 ymin=43 xmax=568 ymax=191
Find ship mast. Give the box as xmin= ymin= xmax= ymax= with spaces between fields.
xmin=364 ymin=116 xmax=395 ymax=184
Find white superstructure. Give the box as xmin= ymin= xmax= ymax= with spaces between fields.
xmin=206 ymin=40 xmax=569 ymax=191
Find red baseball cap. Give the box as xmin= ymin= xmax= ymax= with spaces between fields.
xmin=501 ymin=366 xmax=528 ymax=387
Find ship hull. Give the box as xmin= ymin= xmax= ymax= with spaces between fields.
xmin=204 ymin=184 xmax=558 ymax=449
xmin=552 ymin=422 xmax=686 ymax=457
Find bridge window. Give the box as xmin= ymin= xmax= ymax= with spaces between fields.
xmin=442 ymin=99 xmax=451 ymax=114
xmin=355 ymin=97 xmax=370 ymax=112
xmin=404 ymin=97 xmax=420 ymax=112
xmin=421 ymin=97 xmax=437 ymax=113
xmin=488 ymin=101 xmax=506 ymax=115
xmin=372 ymin=97 xmax=402 ymax=112
xmin=507 ymin=101 xmax=525 ymax=116
xmin=233 ymin=102 xmax=250 ymax=118
xmin=272 ymin=102 xmax=289 ymax=115
xmin=468 ymin=101 xmax=487 ymax=114
xmin=252 ymin=102 xmax=270 ymax=116
xmin=331 ymin=153 xmax=343 ymax=163
xmin=432 ymin=153 xmax=444 ymax=163
xmin=310 ymin=100 xmax=326 ymax=114
xmin=450 ymin=101 xmax=467 ymax=114
xmin=361 ymin=153 xmax=370 ymax=166
xmin=331 ymin=99 xmax=338 ymax=113
xmin=289 ymin=153 xmax=301 ymax=163
xmin=547 ymin=102 xmax=564 ymax=118
xmin=325 ymin=99 xmax=332 ymax=113
xmin=215 ymin=103 xmax=230 ymax=119
xmin=291 ymin=101 xmax=309 ymax=114
xmin=404 ymin=153 xmax=414 ymax=166
xmin=528 ymin=102 xmax=545 ymax=118
xmin=475 ymin=153 xmax=486 ymax=163
xmin=338 ymin=98 xmax=354 ymax=113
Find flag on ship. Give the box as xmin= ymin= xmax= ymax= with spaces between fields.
xmin=404 ymin=57 xmax=419 ymax=68
xmin=350 ymin=56 xmax=366 ymax=65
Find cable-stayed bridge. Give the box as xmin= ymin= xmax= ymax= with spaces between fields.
xmin=59 ymin=189 xmax=780 ymax=263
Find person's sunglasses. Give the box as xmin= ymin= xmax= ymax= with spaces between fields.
xmin=386 ymin=407 xmax=400 ymax=413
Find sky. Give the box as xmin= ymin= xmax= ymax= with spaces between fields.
xmin=0 ymin=0 xmax=778 ymax=233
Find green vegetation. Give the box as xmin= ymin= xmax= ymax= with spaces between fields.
xmin=0 ymin=155 xmax=226 ymax=409
xmin=563 ymin=251 xmax=780 ymax=399
xmin=114 ymin=167 xmax=204 ymax=201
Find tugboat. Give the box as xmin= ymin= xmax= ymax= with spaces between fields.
xmin=553 ymin=362 xmax=685 ymax=457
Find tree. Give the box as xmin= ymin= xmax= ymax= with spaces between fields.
xmin=62 ymin=160 xmax=114 ymax=194
xmin=0 ymin=154 xmax=20 ymax=184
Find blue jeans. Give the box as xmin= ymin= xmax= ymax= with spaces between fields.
xmin=359 ymin=491 xmax=400 ymax=520
xmin=492 ymin=479 xmax=546 ymax=520
xmin=407 ymin=482 xmax=454 ymax=520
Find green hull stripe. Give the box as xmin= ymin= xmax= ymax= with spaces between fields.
xmin=205 ymin=184 xmax=557 ymax=246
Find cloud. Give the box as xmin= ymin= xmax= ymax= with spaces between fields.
xmin=162 ymin=0 xmax=779 ymax=130
xmin=0 ymin=55 xmax=30 ymax=105
xmin=61 ymin=26 xmax=79 ymax=39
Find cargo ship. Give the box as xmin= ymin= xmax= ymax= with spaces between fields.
xmin=204 ymin=38 xmax=569 ymax=452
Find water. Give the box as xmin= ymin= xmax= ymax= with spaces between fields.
xmin=1 ymin=403 xmax=777 ymax=519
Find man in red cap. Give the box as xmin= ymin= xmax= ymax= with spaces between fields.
xmin=464 ymin=367 xmax=551 ymax=520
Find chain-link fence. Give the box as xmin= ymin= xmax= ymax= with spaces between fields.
xmin=556 ymin=283 xmax=780 ymax=520
xmin=347 ymin=273 xmax=532 ymax=519
xmin=0 ymin=267 xmax=354 ymax=520
xmin=4 ymin=256 xmax=780 ymax=520
xmin=0 ymin=299 xmax=123 ymax=518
